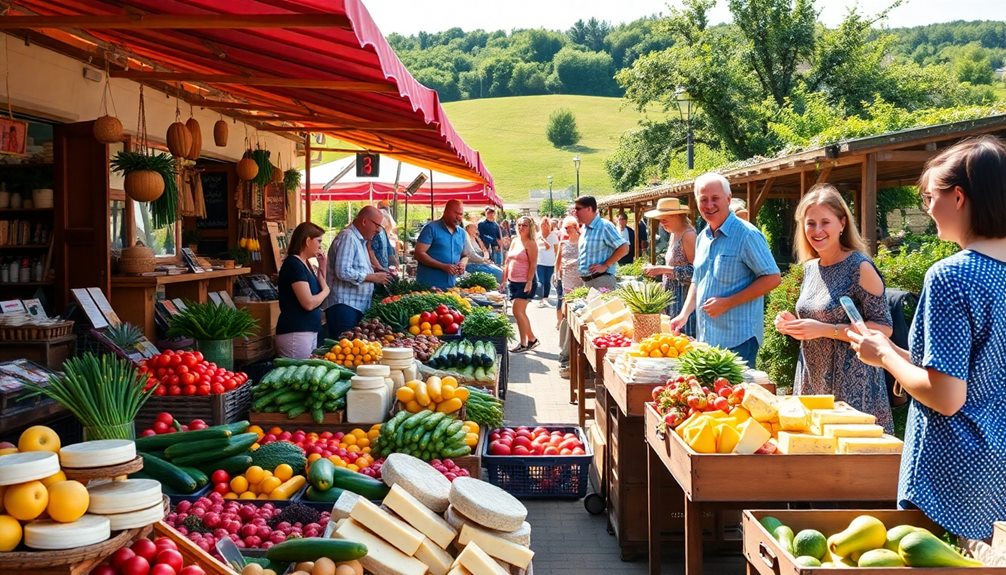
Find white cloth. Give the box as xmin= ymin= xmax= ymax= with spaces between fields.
xmin=275 ymin=331 xmax=318 ymax=359
xmin=537 ymin=231 xmax=559 ymax=267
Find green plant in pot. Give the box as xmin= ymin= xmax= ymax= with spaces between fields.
xmin=615 ymin=281 xmax=674 ymax=342
xmin=167 ymin=301 xmax=258 ymax=370
xmin=110 ymin=150 xmax=179 ymax=228
xmin=21 ymin=353 xmax=156 ymax=440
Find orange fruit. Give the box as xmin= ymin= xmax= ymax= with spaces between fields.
xmin=46 ymin=480 xmax=89 ymax=523
xmin=4 ymin=480 xmax=48 ymax=521
xmin=18 ymin=426 xmax=60 ymax=453
xmin=40 ymin=470 xmax=66 ymax=489
xmin=0 ymin=515 xmax=22 ymax=551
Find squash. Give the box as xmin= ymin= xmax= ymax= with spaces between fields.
xmin=166 ymin=121 xmax=191 ymax=157
xmin=185 ymin=117 xmax=202 ymax=160
xmin=213 ymin=118 xmax=228 ymax=146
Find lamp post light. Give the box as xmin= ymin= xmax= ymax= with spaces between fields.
xmin=547 ymin=175 xmax=553 ymax=215
xmin=572 ymin=156 xmax=581 ymax=200
xmin=674 ymin=88 xmax=694 ymax=170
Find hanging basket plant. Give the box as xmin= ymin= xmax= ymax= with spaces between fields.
xmin=251 ymin=148 xmax=273 ymax=186
xmin=283 ymin=168 xmax=301 ymax=193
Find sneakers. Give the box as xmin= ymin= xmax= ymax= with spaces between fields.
xmin=537 ymin=300 xmax=548 ymax=308
xmin=559 ymin=365 xmax=570 ymax=379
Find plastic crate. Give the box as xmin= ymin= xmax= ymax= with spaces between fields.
xmin=482 ymin=425 xmax=592 ymax=499
xmin=134 ymin=382 xmax=253 ymax=431
xmin=441 ymin=334 xmax=509 ymax=399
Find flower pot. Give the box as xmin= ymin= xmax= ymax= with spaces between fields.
xmin=631 ymin=313 xmax=662 ymax=343
xmin=197 ymin=338 xmax=234 ymax=371
xmin=83 ymin=422 xmax=135 ymax=441
xmin=124 ymin=170 xmax=165 ymax=202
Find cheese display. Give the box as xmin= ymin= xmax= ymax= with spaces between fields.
xmin=812 ymin=406 xmax=877 ymax=426
xmin=776 ymin=432 xmax=838 ymax=454
xmin=776 ymin=398 xmax=811 ymax=432
xmin=796 ymin=395 xmax=835 ymax=410
xmin=416 ymin=536 xmax=456 ymax=575
xmin=458 ymin=524 xmax=535 ymax=569
xmin=58 ymin=439 xmax=136 ymax=468
xmin=445 ymin=506 xmax=532 ymax=546
xmin=103 ymin=500 xmax=165 ymax=530
xmin=87 ymin=478 xmax=163 ymax=514
xmin=350 ymin=497 xmax=425 ymax=555
xmin=382 ymin=453 xmax=452 ymax=513
xmin=22 ymin=514 xmax=111 ymax=550
xmin=335 ymin=518 xmax=428 ymax=575
xmin=452 ymin=541 xmax=509 ymax=575
xmin=384 ymin=484 xmax=458 ymax=549
xmin=820 ymin=423 xmax=885 ymax=438
xmin=837 ymin=435 xmax=904 ymax=454
xmin=332 ymin=490 xmax=364 ymax=521
xmin=449 ymin=477 xmax=527 ymax=532
xmin=0 ymin=451 xmax=60 ymax=485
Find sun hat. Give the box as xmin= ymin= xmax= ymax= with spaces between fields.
xmin=644 ymin=197 xmax=691 ymax=218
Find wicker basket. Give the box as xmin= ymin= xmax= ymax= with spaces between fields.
xmin=631 ymin=313 xmax=662 ymax=342
xmin=119 ymin=245 xmax=156 ymax=274
xmin=0 ymin=319 xmax=74 ymax=340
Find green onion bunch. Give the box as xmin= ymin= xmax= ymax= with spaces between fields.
xmin=167 ymin=301 xmax=259 ymax=340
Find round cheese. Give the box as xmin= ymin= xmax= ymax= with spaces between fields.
xmin=24 ymin=515 xmax=111 ymax=549
xmin=449 ymin=477 xmax=527 ymax=532
xmin=357 ymin=364 xmax=391 ymax=377
xmin=381 ymin=347 xmax=414 ymax=360
xmin=381 ymin=358 xmax=416 ymax=368
xmin=445 ymin=505 xmax=531 ymax=546
xmin=381 ymin=453 xmax=451 ymax=513
xmin=87 ymin=478 xmax=162 ymax=514
xmin=351 ymin=375 xmax=386 ymax=390
xmin=59 ymin=440 xmax=136 ymax=468
xmin=0 ymin=451 xmax=60 ymax=485
xmin=104 ymin=500 xmax=165 ymax=530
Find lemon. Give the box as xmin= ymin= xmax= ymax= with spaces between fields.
xmin=229 ymin=475 xmax=249 ymax=494
xmin=0 ymin=514 xmax=22 ymax=551
xmin=274 ymin=464 xmax=293 ymax=482
xmin=245 ymin=466 xmax=266 ymax=484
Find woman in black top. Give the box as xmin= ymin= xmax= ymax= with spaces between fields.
xmin=276 ymin=222 xmax=330 ymax=358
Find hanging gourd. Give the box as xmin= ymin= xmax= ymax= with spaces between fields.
xmin=93 ymin=62 xmax=123 ymax=143
xmin=237 ymin=149 xmax=259 ymax=181
xmin=111 ymin=85 xmax=177 ymax=207
xmin=213 ymin=116 xmax=228 ymax=147
xmin=166 ymin=95 xmax=191 ymax=157
xmin=185 ymin=107 xmax=202 ymax=160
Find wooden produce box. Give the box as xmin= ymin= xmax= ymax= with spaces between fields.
xmin=0 ymin=335 xmax=76 ymax=371
xmin=250 ymin=409 xmax=345 ymax=431
xmin=135 ymin=382 xmax=252 ymax=431
xmin=742 ymin=509 xmax=1004 ymax=575
xmin=452 ymin=426 xmax=485 ymax=479
xmin=588 ymin=421 xmax=606 ymax=496
xmin=234 ymin=334 xmax=274 ymax=363
xmin=153 ymin=521 xmax=237 ymax=575
xmin=643 ymin=404 xmax=900 ymax=502
xmin=239 ymin=300 xmax=280 ymax=336
xmin=603 ymin=356 xmax=658 ymax=417
xmin=582 ymin=335 xmax=610 ymax=372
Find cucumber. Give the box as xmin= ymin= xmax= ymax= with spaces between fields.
xmin=307 ymin=458 xmax=336 ymax=490
xmin=403 ymin=410 xmax=432 ymax=430
xmin=384 ymin=410 xmax=408 ymax=436
xmin=294 ymin=365 xmax=313 ymax=384
xmin=164 ymin=437 xmax=233 ymax=460
xmin=311 ymin=408 xmax=325 ymax=424
xmin=320 ymin=368 xmax=341 ymax=388
xmin=265 ymin=538 xmax=368 ymax=563
xmin=441 ymin=445 xmax=471 ymax=458
xmin=135 ymin=427 xmax=231 ymax=452
xmin=254 ymin=388 xmax=287 ymax=411
xmin=214 ymin=421 xmax=251 ymax=434
xmin=310 ymin=365 xmax=328 ymax=387
xmin=140 ymin=452 xmax=198 ymax=493
xmin=170 ymin=433 xmax=259 ymax=466
xmin=195 ymin=454 xmax=253 ymax=476
xmin=179 ymin=466 xmax=209 ymax=488
xmin=285 ymin=405 xmax=307 ymax=419
xmin=304 ymin=486 xmax=346 ymax=502
xmin=273 ymin=391 xmax=306 ymax=405
xmin=332 ymin=473 xmax=390 ymax=499
xmin=423 ymin=411 xmax=447 ymax=431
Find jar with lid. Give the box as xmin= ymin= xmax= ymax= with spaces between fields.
xmin=0 ymin=260 xmax=8 ymax=283
xmin=33 ymin=258 xmax=43 ymax=282
xmin=346 ymin=375 xmax=390 ymax=423
xmin=7 ymin=259 xmax=19 ymax=283
xmin=19 ymin=257 xmax=30 ymax=283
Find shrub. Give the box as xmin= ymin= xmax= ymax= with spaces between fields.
xmin=757 ymin=263 xmax=804 ymax=390
xmin=546 ymin=108 xmax=581 ymax=147
xmin=873 ymin=234 xmax=960 ymax=296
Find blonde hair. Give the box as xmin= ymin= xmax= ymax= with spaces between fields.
xmin=517 ymin=216 xmax=538 ymax=241
xmin=794 ymin=184 xmax=869 ymax=262
xmin=561 ymin=216 xmax=579 ymax=230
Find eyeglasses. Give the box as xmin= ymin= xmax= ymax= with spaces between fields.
xmin=920 ymin=192 xmax=934 ymax=209
xmin=573 ymin=206 xmax=584 ymax=211
xmin=564 ymin=225 xmax=577 ymax=230
xmin=368 ymin=219 xmax=383 ymax=227
xmin=517 ymin=223 xmax=529 ymax=228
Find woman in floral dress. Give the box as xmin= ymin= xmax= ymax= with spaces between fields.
xmin=644 ymin=198 xmax=696 ymax=337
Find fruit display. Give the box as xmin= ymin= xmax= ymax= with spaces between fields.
xmin=242 ymin=558 xmax=364 ymax=575
xmin=591 ymin=333 xmax=631 ymax=348
xmin=212 ymin=464 xmax=306 ymax=501
xmin=253 ymin=358 xmax=354 ymax=422
xmin=629 ymin=333 xmax=693 ymax=358
xmin=384 ymin=334 xmax=441 ymax=362
xmin=372 ymin=410 xmax=480 ymax=460
xmin=165 ymin=494 xmax=331 ymax=554
xmin=425 ymin=339 xmax=497 ymax=383
xmin=91 ymin=535 xmax=212 ymax=575
xmin=138 ymin=350 xmax=250 ymax=396
xmin=651 ymin=375 xmax=746 ymax=430
xmin=139 ymin=413 xmax=210 ymax=436
xmin=370 ymin=293 xmax=472 ymax=332
xmin=407 ymin=305 xmax=464 ymax=337
xmin=487 ymin=426 xmax=586 ymax=456
xmin=319 ymin=338 xmax=383 ymax=368
xmin=395 ymin=375 xmax=470 ymax=415
xmin=331 ymin=318 xmax=399 ymax=344
xmin=257 ymin=427 xmax=381 ymax=474
xmin=134 ymin=421 xmax=257 ymax=494
xmin=463 ymin=387 xmax=504 ymax=428
xmin=758 ymin=514 xmax=983 ymax=568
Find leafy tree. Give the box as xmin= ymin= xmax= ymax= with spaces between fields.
xmin=567 ymin=18 xmax=612 ymax=51
xmin=553 ymin=46 xmax=619 ymax=96
xmin=545 ymin=108 xmax=581 ymax=147
xmin=510 ymin=29 xmax=567 ymax=63
xmin=952 ymin=43 xmax=995 ymax=84
xmin=540 ymin=199 xmax=568 ymax=218
xmin=508 ymin=62 xmax=548 ymax=95
xmin=413 ymin=67 xmax=461 ymax=101
xmin=606 ymin=18 xmax=676 ymax=68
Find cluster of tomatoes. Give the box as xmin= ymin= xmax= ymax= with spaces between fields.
xmin=137 ymin=350 xmax=249 ymax=396
xmin=139 ymin=412 xmax=211 ymax=436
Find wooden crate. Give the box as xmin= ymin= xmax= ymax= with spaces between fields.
xmin=234 ymin=334 xmax=274 ymax=363
xmin=152 ymin=521 xmax=237 ymax=575
xmin=742 ymin=509 xmax=1004 ymax=575
xmin=583 ymin=336 xmax=608 ymax=372
xmin=453 ymin=427 xmax=485 ymax=479
xmin=250 ymin=409 xmax=345 ymax=431
xmin=602 ymin=356 xmax=657 ymax=417
xmin=239 ymin=300 xmax=280 ymax=336
xmin=135 ymin=383 xmax=252 ymax=431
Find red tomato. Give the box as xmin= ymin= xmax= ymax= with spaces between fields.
xmin=121 ymin=556 xmax=150 ymax=575
xmin=169 ymin=355 xmax=182 ymax=367
xmin=210 ymin=470 xmax=229 ymax=484
xmin=192 ymin=351 xmax=204 ymax=363
xmin=183 ymin=384 xmax=197 ymax=396
xmin=153 ymin=537 xmax=177 ymax=553
xmin=211 ymin=383 xmax=225 ymax=394
xmin=153 ymin=386 xmax=166 ymax=396
xmin=167 ymin=385 xmax=182 ymax=396
xmin=131 ymin=538 xmax=158 ymax=562
xmin=111 ymin=548 xmax=136 ymax=570
xmin=179 ymin=567 xmax=207 ymax=575
xmin=91 ymin=566 xmax=117 ymax=575
xmin=436 ymin=304 xmax=449 ymax=315
xmin=488 ymin=441 xmax=511 ymax=455
xmin=175 ymin=365 xmax=189 ymax=375
xmin=445 ymin=323 xmax=460 ymax=335
xmin=513 ymin=436 xmax=532 ymax=449
xmin=543 ymin=446 xmax=560 ymax=456
xmin=212 ymin=482 xmax=229 ymax=495
xmin=451 ymin=311 xmax=464 ymax=323
xmin=223 ymin=378 xmax=237 ymax=391
xmin=151 ymin=421 xmax=170 ymax=434
xmin=155 ymin=412 xmax=174 ymax=425
xmin=155 ymin=549 xmax=183 ymax=573
xmin=150 ymin=565 xmax=176 ymax=575
xmin=190 ymin=419 xmax=208 ymax=431
xmin=512 ymin=445 xmax=531 ymax=456
xmin=196 ymin=385 xmax=210 ymax=396
xmin=182 ymin=353 xmax=199 ymax=368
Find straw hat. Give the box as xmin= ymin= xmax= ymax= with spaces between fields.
xmin=644 ymin=197 xmax=691 ymax=218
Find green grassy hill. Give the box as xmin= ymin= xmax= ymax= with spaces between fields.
xmin=442 ymin=95 xmax=662 ymax=205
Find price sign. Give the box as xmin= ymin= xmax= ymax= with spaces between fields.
xmin=356 ymin=152 xmax=380 ymax=178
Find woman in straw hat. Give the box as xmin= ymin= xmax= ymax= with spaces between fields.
xmin=644 ymin=197 xmax=696 ymax=336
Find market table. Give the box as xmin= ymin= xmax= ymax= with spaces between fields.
xmin=567 ymin=308 xmax=595 ymax=428
xmin=643 ymin=404 xmax=901 ymax=575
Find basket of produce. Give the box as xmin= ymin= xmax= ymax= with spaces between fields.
xmin=91 ymin=524 xmax=236 ymax=575
xmin=419 ymin=338 xmax=499 ymax=386
xmin=366 ymin=292 xmax=472 ymax=335
xmin=250 ymin=358 xmax=354 ymax=424
xmin=313 ymin=338 xmax=383 ymax=369
xmin=482 ymin=424 xmax=592 ymax=499
xmin=372 ymin=409 xmax=481 ymax=462
xmin=333 ymin=318 xmax=399 ymax=344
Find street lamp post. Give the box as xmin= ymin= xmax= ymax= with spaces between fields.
xmin=675 ymin=88 xmax=694 ymax=170
xmin=573 ymin=156 xmax=581 ymax=201
xmin=547 ymin=175 xmax=553 ymax=215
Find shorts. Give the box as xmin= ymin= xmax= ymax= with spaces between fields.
xmin=508 ymin=279 xmax=537 ymax=300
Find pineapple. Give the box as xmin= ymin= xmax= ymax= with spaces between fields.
xmin=677 ymin=346 xmax=746 ymax=386
xmin=104 ymin=322 xmax=143 ymax=349
xmin=615 ymin=282 xmax=674 ymax=314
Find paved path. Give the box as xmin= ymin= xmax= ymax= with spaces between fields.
xmin=502 ymin=299 xmax=746 ymax=574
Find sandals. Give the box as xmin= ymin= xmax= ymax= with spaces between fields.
xmin=526 ymin=339 xmax=540 ymax=351
xmin=509 ymin=339 xmax=540 ymax=353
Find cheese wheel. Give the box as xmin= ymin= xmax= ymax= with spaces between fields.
xmin=104 ymin=500 xmax=165 ymax=530
xmin=357 ymin=364 xmax=392 ymax=377
xmin=382 ymin=358 xmax=416 ymax=368
xmin=351 ymin=375 xmax=386 ymax=390
xmin=444 ymin=505 xmax=531 ymax=546
xmin=381 ymin=347 xmax=414 ymax=360
xmin=0 ymin=451 xmax=60 ymax=485
xmin=87 ymin=479 xmax=162 ymax=514
xmin=59 ymin=440 xmax=136 ymax=468
xmin=382 ymin=453 xmax=451 ymax=513
xmin=449 ymin=477 xmax=527 ymax=532
xmin=24 ymin=515 xmax=111 ymax=549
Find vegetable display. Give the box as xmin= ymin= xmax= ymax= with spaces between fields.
xmin=253 ymin=358 xmax=354 ymax=422
xmin=384 ymin=334 xmax=441 ymax=362
xmin=425 ymin=339 xmax=497 ymax=383
xmin=257 ymin=426 xmax=381 ymax=475
xmin=373 ymin=410 xmax=480 ymax=460
xmin=395 ymin=375 xmax=469 ymax=414
xmin=463 ymin=387 xmax=504 ymax=428
xmin=334 ymin=319 xmax=399 ymax=344
xmin=134 ymin=420 xmax=256 ymax=493
xmin=456 ymin=271 xmax=498 ymax=291
xmin=138 ymin=350 xmax=250 ymax=396
xmin=459 ymin=307 xmax=515 ymax=339
xmin=317 ymin=338 xmax=383 ymax=369
xmin=407 ymin=304 xmax=464 ymax=336
xmin=167 ymin=301 xmax=259 ymax=340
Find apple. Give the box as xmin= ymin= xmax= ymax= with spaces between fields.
xmin=18 ymin=425 xmax=60 ymax=453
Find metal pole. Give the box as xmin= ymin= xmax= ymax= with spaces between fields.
xmin=304 ymin=132 xmax=312 ymax=223
xmin=547 ymin=175 xmax=553 ymax=215
xmin=575 ymin=165 xmax=580 ymax=199
xmin=686 ymin=99 xmax=694 ymax=171
xmin=429 ymin=169 xmax=434 ymax=221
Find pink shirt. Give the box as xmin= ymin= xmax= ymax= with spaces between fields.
xmin=507 ymin=241 xmax=532 ymax=282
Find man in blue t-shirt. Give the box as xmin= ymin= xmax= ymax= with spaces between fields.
xmin=415 ymin=199 xmax=468 ymax=289
xmin=477 ymin=207 xmax=503 ymax=265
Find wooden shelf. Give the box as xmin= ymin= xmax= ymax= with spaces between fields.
xmin=0 ymin=281 xmax=54 ymax=287
xmin=0 ymin=208 xmax=53 ymax=213
xmin=0 ymin=163 xmax=53 ymax=169
xmin=0 ymin=244 xmax=49 ymax=249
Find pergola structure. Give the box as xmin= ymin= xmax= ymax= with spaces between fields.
xmin=599 ymin=114 xmax=1006 ymax=258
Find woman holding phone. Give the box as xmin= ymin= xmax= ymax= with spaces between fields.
xmin=850 ymin=136 xmax=1006 ymax=544
xmin=774 ymin=184 xmax=893 ymax=432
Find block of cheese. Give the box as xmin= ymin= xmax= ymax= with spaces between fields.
xmin=350 ymin=497 xmax=424 ymax=556
xmin=384 ymin=483 xmax=457 ymax=549
xmin=447 ymin=565 xmax=473 ymax=575
xmin=733 ymin=419 xmax=772 ymax=455
xmin=445 ymin=505 xmax=531 ymax=546
xmin=588 ymin=297 xmax=624 ymax=322
xmin=837 ymin=435 xmax=903 ymax=454
xmin=777 ymin=398 xmax=811 ymax=432
xmin=332 ymin=490 xmax=363 ymax=521
xmin=811 ymin=407 xmax=876 ymax=426
xmin=458 ymin=523 xmax=534 ymax=569
xmin=594 ymin=307 xmax=630 ymax=329
xmin=821 ymin=423 xmax=884 ymax=438
xmin=334 ymin=519 xmax=427 ymax=575
xmin=776 ymin=432 xmax=837 ymax=454
xmin=796 ymin=395 xmax=835 ymax=410
xmin=416 ymin=536 xmax=455 ymax=575
xmin=741 ymin=383 xmax=779 ymax=422
xmin=382 ymin=453 xmax=452 ymax=512
xmin=449 ymin=477 xmax=527 ymax=532
xmin=452 ymin=541 xmax=509 ymax=575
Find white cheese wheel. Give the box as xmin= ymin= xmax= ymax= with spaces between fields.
xmin=351 ymin=375 xmax=386 ymax=390
xmin=357 ymin=364 xmax=392 ymax=377
xmin=382 ymin=358 xmax=416 ymax=369
xmin=449 ymin=477 xmax=527 ymax=532
xmin=103 ymin=500 xmax=165 ymax=530
xmin=59 ymin=440 xmax=136 ymax=468
xmin=444 ymin=505 xmax=531 ymax=546
xmin=0 ymin=451 xmax=60 ymax=485
xmin=403 ymin=365 xmax=419 ymax=381
xmin=24 ymin=515 xmax=111 ymax=549
xmin=87 ymin=479 xmax=162 ymax=514
xmin=381 ymin=347 xmax=414 ymax=360
xmin=382 ymin=453 xmax=451 ymax=513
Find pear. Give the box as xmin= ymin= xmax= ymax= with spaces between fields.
xmin=828 ymin=515 xmax=887 ymax=558
xmin=898 ymin=531 xmax=983 ymax=567
xmin=885 ymin=524 xmax=919 ymax=552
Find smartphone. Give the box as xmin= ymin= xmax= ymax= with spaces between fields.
xmin=839 ymin=296 xmax=868 ymax=335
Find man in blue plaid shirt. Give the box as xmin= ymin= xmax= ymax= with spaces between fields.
xmin=574 ymin=195 xmax=629 ymax=291
xmin=324 ymin=206 xmax=391 ymax=338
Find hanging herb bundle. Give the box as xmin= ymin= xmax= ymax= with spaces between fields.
xmin=251 ymin=148 xmax=273 ymax=186
xmin=167 ymin=301 xmax=259 ymax=340
xmin=21 ymin=353 xmax=156 ymax=439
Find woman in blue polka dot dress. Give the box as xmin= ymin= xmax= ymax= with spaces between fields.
xmin=849 ymin=135 xmax=1006 ymax=542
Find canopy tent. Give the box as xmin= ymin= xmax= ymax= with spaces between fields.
xmin=2 ymin=0 xmax=495 ymax=189
xmin=300 ymin=155 xmax=503 ymax=206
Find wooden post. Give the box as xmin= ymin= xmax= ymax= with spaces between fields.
xmin=649 ymin=203 xmax=657 ymax=264
xmin=304 ymin=132 xmax=312 ymax=223
xmin=862 ymin=153 xmax=878 ymax=254
xmin=800 ymin=170 xmax=809 ymax=196
xmin=633 ymin=202 xmax=642 ymax=258
xmin=746 ymin=182 xmax=754 ymax=218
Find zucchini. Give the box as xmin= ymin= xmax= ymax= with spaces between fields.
xmin=332 ymin=473 xmax=390 ymax=499
xmin=285 ymin=405 xmax=307 ymax=419
xmin=254 ymin=388 xmax=287 ymax=411
xmin=135 ymin=427 xmax=231 ymax=452
xmin=170 ymin=433 xmax=259 ymax=466
xmin=304 ymin=486 xmax=346 ymax=502
xmin=265 ymin=538 xmax=368 ymax=563
xmin=179 ymin=466 xmax=209 ymax=487
xmin=164 ymin=437 xmax=233 ymax=460
xmin=195 ymin=454 xmax=254 ymax=476
xmin=140 ymin=452 xmax=198 ymax=493
xmin=214 ymin=421 xmax=250 ymax=434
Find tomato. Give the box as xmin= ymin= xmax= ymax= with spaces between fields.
xmin=190 ymin=419 xmax=208 ymax=431
xmin=150 ymin=565 xmax=177 ymax=575
xmin=152 ymin=421 xmax=170 ymax=434
xmin=111 ymin=548 xmax=136 ymax=570
xmin=120 ymin=555 xmax=150 ymax=575
xmin=179 ymin=566 xmax=206 ymax=575
xmin=488 ymin=441 xmax=511 ymax=455
xmin=153 ymin=537 xmax=178 ymax=553
xmin=176 ymin=365 xmax=189 ymax=375
xmin=191 ymin=351 xmax=203 ymax=363
xmin=451 ymin=311 xmax=464 ymax=323
xmin=168 ymin=354 xmax=182 ymax=367
xmin=183 ymin=384 xmax=197 ymax=396
xmin=445 ymin=323 xmax=460 ymax=335
xmin=196 ymin=385 xmax=210 ymax=396
xmin=131 ymin=538 xmax=159 ymax=562
xmin=210 ymin=469 xmax=229 ymax=484
xmin=153 ymin=386 xmax=166 ymax=396
xmin=181 ymin=353 xmax=199 ymax=368
xmin=155 ymin=412 xmax=173 ymax=425
xmin=155 ymin=549 xmax=183 ymax=573
xmin=212 ymin=482 xmax=229 ymax=495
xmin=223 ymin=378 xmax=237 ymax=391
xmin=512 ymin=444 xmax=531 ymax=456
xmin=436 ymin=304 xmax=449 ymax=315
xmin=167 ymin=385 xmax=181 ymax=396
xmin=211 ymin=383 xmax=225 ymax=394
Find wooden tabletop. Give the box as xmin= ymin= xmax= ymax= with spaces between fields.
xmin=111 ymin=267 xmax=250 ymax=287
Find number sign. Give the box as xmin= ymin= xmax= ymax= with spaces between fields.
xmin=356 ymin=152 xmax=380 ymax=178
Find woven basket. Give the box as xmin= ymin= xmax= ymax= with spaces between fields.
xmin=119 ymin=246 xmax=155 ymax=274
xmin=631 ymin=313 xmax=662 ymax=343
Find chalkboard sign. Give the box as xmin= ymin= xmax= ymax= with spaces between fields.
xmin=197 ymin=171 xmax=229 ymax=229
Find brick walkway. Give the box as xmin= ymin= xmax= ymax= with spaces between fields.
xmin=503 ymin=300 xmax=746 ymax=574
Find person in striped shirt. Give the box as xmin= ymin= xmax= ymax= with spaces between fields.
xmin=574 ymin=195 xmax=628 ymax=290
xmin=323 ymin=206 xmax=391 ymax=339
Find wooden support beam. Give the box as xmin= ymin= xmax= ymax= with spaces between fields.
xmin=305 ymin=133 xmax=312 ymax=223
xmin=861 ymin=154 xmax=878 ymax=255
xmin=750 ymin=178 xmax=775 ymax=221
xmin=800 ymin=170 xmax=809 ymax=196
xmin=254 ymin=123 xmax=436 ymax=132
xmin=815 ymin=164 xmax=833 ymax=185
xmin=0 ymin=14 xmax=352 ymax=30
xmin=876 ymin=150 xmax=938 ymax=162
xmin=110 ymin=71 xmax=389 ymax=91
xmin=633 ymin=202 xmax=642 ymax=258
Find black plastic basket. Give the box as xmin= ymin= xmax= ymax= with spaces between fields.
xmin=482 ymin=424 xmax=592 ymax=499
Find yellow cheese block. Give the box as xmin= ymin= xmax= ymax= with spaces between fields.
xmin=796 ymin=395 xmax=835 ymax=410
xmin=447 ymin=565 xmax=473 ymax=575
xmin=675 ymin=412 xmax=709 ymax=438
xmin=811 ymin=407 xmax=877 ymax=426
xmin=716 ymin=423 xmax=740 ymax=453
xmin=821 ymin=424 xmax=884 ymax=438
xmin=334 ymin=519 xmax=427 ymax=575
xmin=729 ymin=406 xmax=751 ymax=424
xmin=349 ymin=497 xmax=425 ymax=556
xmin=383 ymin=484 xmax=457 ymax=549
xmin=452 ymin=541 xmax=509 ymax=575
xmin=741 ymin=384 xmax=779 ymax=422
xmin=837 ymin=435 xmax=903 ymax=454
xmin=683 ymin=419 xmax=717 ymax=454
xmin=733 ymin=419 xmax=772 ymax=455
xmin=458 ymin=523 xmax=534 ymax=569
xmin=777 ymin=398 xmax=812 ymax=432
xmin=595 ymin=307 xmax=630 ymax=329
xmin=776 ymin=432 xmax=837 ymax=454
xmin=416 ymin=536 xmax=455 ymax=575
